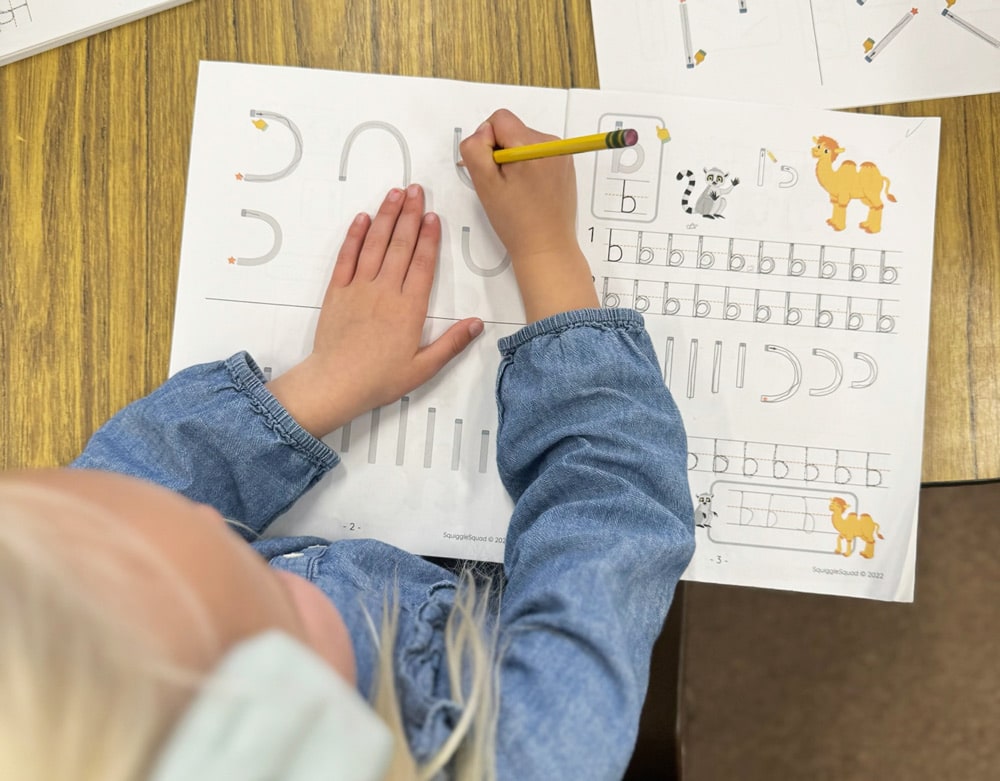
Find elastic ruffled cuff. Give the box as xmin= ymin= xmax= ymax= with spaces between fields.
xmin=225 ymin=352 xmax=341 ymax=471
xmin=497 ymin=308 xmax=645 ymax=355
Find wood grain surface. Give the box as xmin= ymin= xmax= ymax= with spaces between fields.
xmin=1 ymin=0 xmax=997 ymax=483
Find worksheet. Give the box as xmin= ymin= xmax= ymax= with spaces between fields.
xmin=171 ymin=61 xmax=940 ymax=601
xmin=592 ymin=0 xmax=1000 ymax=108
xmin=0 ymin=0 xmax=193 ymax=66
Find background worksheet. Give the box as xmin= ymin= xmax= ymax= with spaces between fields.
xmin=171 ymin=61 xmax=940 ymax=601
xmin=0 ymin=0 xmax=193 ymax=66
xmin=592 ymin=0 xmax=1000 ymax=108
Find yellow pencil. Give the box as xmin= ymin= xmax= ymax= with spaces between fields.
xmin=493 ymin=128 xmax=638 ymax=164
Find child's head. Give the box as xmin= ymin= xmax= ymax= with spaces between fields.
xmin=2 ymin=470 xmax=498 ymax=779
xmin=0 ymin=469 xmax=360 ymax=779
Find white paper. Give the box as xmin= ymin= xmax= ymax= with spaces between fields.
xmin=592 ymin=0 xmax=1000 ymax=108
xmin=171 ymin=61 xmax=940 ymax=601
xmin=0 ymin=0 xmax=194 ymax=66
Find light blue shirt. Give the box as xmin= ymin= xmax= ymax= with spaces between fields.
xmin=74 ymin=307 xmax=695 ymax=780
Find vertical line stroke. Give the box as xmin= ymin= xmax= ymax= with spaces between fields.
xmin=479 ymin=430 xmax=490 ymax=474
xmin=679 ymin=0 xmax=695 ymax=68
xmin=687 ymin=339 xmax=699 ymax=399
xmin=424 ymin=408 xmax=436 ymax=468
xmin=395 ymin=396 xmax=409 ymax=466
xmin=807 ymin=0 xmax=824 ymax=85
xmin=712 ymin=340 xmax=722 ymax=393
xmin=451 ymin=419 xmax=463 ymax=471
xmin=368 ymin=408 xmax=380 ymax=464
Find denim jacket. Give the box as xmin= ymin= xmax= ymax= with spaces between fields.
xmin=73 ymin=307 xmax=695 ymax=780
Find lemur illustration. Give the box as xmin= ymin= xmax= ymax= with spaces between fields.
xmin=695 ymin=492 xmax=718 ymax=528
xmin=677 ymin=167 xmax=740 ymax=219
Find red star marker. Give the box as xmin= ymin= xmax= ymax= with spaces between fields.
xmin=227 ymin=256 xmax=236 ymax=265
xmin=235 ymin=173 xmax=244 ymax=181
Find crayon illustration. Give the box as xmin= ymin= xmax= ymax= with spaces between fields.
xmin=677 ymin=167 xmax=740 ymax=219
xmin=830 ymin=497 xmax=884 ymax=559
xmin=863 ymin=8 xmax=918 ymax=62
xmin=812 ymin=136 xmax=896 ymax=234
xmin=695 ymin=492 xmax=717 ymax=528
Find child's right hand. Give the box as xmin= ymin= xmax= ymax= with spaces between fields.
xmin=460 ymin=110 xmax=599 ymax=323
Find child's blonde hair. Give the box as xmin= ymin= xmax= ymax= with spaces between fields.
xmin=372 ymin=567 xmax=500 ymax=781
xmin=0 ymin=479 xmax=498 ymax=781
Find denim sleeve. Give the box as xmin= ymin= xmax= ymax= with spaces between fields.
xmin=71 ymin=352 xmax=339 ymax=539
xmin=493 ymin=308 xmax=695 ymax=780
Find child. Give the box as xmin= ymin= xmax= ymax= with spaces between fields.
xmin=0 ymin=110 xmax=695 ymax=781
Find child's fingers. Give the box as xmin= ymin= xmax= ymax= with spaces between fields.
xmin=486 ymin=108 xmax=559 ymax=152
xmin=459 ymin=119 xmax=499 ymax=185
xmin=484 ymin=108 xmax=532 ymax=148
xmin=401 ymin=212 xmax=441 ymax=297
xmin=413 ymin=318 xmax=485 ymax=383
xmin=356 ymin=188 xmax=405 ymax=280
xmin=329 ymin=212 xmax=371 ymax=288
xmin=381 ymin=184 xmax=426 ymax=286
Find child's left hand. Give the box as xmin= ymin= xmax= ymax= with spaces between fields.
xmin=267 ymin=185 xmax=484 ymax=439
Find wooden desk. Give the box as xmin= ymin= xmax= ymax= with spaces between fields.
xmin=1 ymin=0 xmax=998 ymax=483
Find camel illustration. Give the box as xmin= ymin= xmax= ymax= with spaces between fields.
xmin=829 ymin=497 xmax=884 ymax=559
xmin=812 ymin=135 xmax=896 ymax=234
